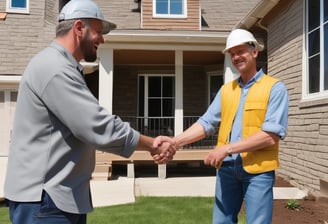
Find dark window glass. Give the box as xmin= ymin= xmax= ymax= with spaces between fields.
xmin=308 ymin=0 xmax=320 ymax=31
xmin=308 ymin=29 xmax=320 ymax=56
xmin=210 ymin=75 xmax=223 ymax=103
xmin=148 ymin=77 xmax=161 ymax=97
xmin=148 ymin=99 xmax=161 ymax=116
xmin=138 ymin=76 xmax=144 ymax=116
xmin=163 ymin=77 xmax=175 ymax=97
xmin=325 ymin=0 xmax=328 ymax=22
xmin=163 ymin=99 xmax=174 ymax=116
xmin=309 ymin=55 xmax=320 ymax=93
xmin=156 ymin=0 xmax=168 ymax=14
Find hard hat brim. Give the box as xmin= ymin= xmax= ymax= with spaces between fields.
xmin=222 ymin=42 xmax=264 ymax=54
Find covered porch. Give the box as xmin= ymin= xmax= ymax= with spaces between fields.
xmin=86 ymin=30 xmax=235 ymax=179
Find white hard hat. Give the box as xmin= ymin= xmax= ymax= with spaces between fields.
xmin=58 ymin=0 xmax=116 ymax=34
xmin=223 ymin=29 xmax=264 ymax=53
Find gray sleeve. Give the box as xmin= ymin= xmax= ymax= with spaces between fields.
xmin=41 ymin=72 xmax=139 ymax=158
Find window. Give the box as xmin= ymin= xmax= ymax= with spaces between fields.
xmin=305 ymin=0 xmax=328 ymax=98
xmin=6 ymin=0 xmax=29 ymax=13
xmin=138 ymin=75 xmax=175 ymax=136
xmin=207 ymin=72 xmax=223 ymax=104
xmin=153 ymin=0 xmax=187 ymax=18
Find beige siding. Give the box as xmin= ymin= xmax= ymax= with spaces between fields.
xmin=141 ymin=0 xmax=200 ymax=30
xmin=0 ymin=0 xmax=56 ymax=75
xmin=266 ymin=0 xmax=328 ymax=193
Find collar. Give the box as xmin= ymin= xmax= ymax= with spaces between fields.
xmin=237 ymin=69 xmax=265 ymax=88
xmin=50 ymin=41 xmax=84 ymax=74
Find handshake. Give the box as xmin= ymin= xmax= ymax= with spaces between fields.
xmin=144 ymin=135 xmax=231 ymax=168
xmin=149 ymin=135 xmax=177 ymax=164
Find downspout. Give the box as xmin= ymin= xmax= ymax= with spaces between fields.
xmin=224 ymin=0 xmax=280 ymax=83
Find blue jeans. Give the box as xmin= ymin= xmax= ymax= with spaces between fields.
xmin=212 ymin=157 xmax=275 ymax=224
xmin=7 ymin=191 xmax=86 ymax=224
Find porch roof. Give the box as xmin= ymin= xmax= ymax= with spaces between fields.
xmin=103 ymin=30 xmax=228 ymax=51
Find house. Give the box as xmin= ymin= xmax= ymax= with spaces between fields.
xmin=1 ymin=0 xmax=327 ymax=198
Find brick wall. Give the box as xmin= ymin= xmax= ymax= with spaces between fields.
xmin=267 ymin=0 xmax=328 ymax=193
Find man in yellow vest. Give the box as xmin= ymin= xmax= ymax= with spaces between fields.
xmin=171 ymin=29 xmax=288 ymax=223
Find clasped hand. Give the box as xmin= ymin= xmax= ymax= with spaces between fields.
xmin=151 ymin=136 xmax=176 ymax=164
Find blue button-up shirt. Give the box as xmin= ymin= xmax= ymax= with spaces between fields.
xmin=198 ymin=69 xmax=288 ymax=159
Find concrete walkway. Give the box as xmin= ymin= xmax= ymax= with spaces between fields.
xmin=90 ymin=176 xmax=307 ymax=207
xmin=1 ymin=156 xmax=307 ymax=208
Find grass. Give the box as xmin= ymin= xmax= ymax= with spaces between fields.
xmin=0 ymin=197 xmax=246 ymax=224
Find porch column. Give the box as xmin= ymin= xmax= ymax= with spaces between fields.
xmin=97 ymin=48 xmax=114 ymax=180
xmin=223 ymin=54 xmax=239 ymax=83
xmin=98 ymin=48 xmax=114 ymax=113
xmin=174 ymin=50 xmax=184 ymax=135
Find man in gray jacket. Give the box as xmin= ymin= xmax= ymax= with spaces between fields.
xmin=4 ymin=0 xmax=176 ymax=223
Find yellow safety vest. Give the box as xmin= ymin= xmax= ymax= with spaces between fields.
xmin=218 ymin=75 xmax=279 ymax=173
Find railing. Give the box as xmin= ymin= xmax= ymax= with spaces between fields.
xmin=121 ymin=116 xmax=217 ymax=149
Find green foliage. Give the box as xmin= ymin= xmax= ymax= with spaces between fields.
xmin=285 ymin=199 xmax=301 ymax=210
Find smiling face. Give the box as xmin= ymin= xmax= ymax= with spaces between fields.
xmin=80 ymin=19 xmax=104 ymax=62
xmin=228 ymin=44 xmax=258 ymax=82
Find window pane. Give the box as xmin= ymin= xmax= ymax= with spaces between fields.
xmin=309 ymin=55 xmax=320 ymax=93
xmin=170 ymin=0 xmax=183 ymax=14
xmin=163 ymin=99 xmax=174 ymax=116
xmin=138 ymin=76 xmax=144 ymax=116
xmin=11 ymin=0 xmax=26 ymax=8
xmin=308 ymin=0 xmax=320 ymax=31
xmin=148 ymin=77 xmax=161 ymax=97
xmin=148 ymin=99 xmax=161 ymax=116
xmin=163 ymin=77 xmax=175 ymax=97
xmin=324 ymin=23 xmax=328 ymax=90
xmin=156 ymin=0 xmax=168 ymax=14
xmin=210 ymin=75 xmax=223 ymax=103
xmin=308 ymin=29 xmax=320 ymax=56
xmin=325 ymin=0 xmax=328 ymax=22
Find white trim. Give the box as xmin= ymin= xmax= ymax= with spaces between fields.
xmin=301 ymin=0 xmax=307 ymax=100
xmin=0 ymin=75 xmax=21 ymax=82
xmin=152 ymin=0 xmax=187 ymax=19
xmin=6 ymin=0 xmax=29 ymax=14
xmin=302 ymin=0 xmax=328 ymax=100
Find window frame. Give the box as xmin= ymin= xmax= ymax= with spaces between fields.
xmin=153 ymin=0 xmax=187 ymax=19
xmin=303 ymin=0 xmax=328 ymax=100
xmin=207 ymin=71 xmax=223 ymax=105
xmin=6 ymin=0 xmax=29 ymax=14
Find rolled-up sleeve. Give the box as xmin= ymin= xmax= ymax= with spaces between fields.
xmin=198 ymin=89 xmax=222 ymax=137
xmin=262 ymin=81 xmax=289 ymax=139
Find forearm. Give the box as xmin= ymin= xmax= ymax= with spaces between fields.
xmin=174 ymin=122 xmax=206 ymax=149
xmin=135 ymin=134 xmax=156 ymax=154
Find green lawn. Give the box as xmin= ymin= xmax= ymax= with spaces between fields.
xmin=0 ymin=197 xmax=246 ymax=224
